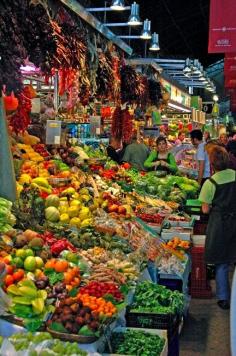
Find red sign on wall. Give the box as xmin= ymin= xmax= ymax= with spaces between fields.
xmin=208 ymin=0 xmax=236 ymax=53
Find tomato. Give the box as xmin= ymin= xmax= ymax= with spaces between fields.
xmin=13 ymin=269 xmax=24 ymax=282
xmin=3 ymin=256 xmax=11 ymax=265
xmin=6 ymin=265 xmax=14 ymax=275
xmin=4 ymin=275 xmax=14 ymax=287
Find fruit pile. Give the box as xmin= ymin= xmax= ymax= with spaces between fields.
xmin=79 ymin=281 xmax=124 ymax=302
xmin=77 ymin=293 xmax=117 ymax=318
xmin=6 ymin=332 xmax=87 ymax=355
xmin=7 ymin=279 xmax=48 ymax=316
xmin=48 ymin=297 xmax=100 ymax=335
xmin=45 ymin=187 xmax=93 ymax=229
xmin=165 ymin=237 xmax=190 ymax=251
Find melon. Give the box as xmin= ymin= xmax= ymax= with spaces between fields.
xmin=45 ymin=194 xmax=60 ymax=208
xmin=45 ymin=207 xmax=60 ymax=222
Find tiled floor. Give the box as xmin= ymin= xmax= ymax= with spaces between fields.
xmin=180 ymin=282 xmax=230 ymax=356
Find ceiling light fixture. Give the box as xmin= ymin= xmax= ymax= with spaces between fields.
xmin=140 ymin=19 xmax=151 ymax=39
xmin=149 ymin=33 xmax=160 ymax=51
xmin=127 ymin=2 xmax=142 ymax=25
xmin=110 ymin=0 xmax=126 ymax=10
xmin=183 ymin=58 xmax=191 ymax=73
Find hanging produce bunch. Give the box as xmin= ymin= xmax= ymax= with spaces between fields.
xmin=148 ymin=79 xmax=163 ymax=106
xmin=96 ymin=47 xmax=114 ymax=100
xmin=111 ymin=106 xmax=133 ymax=143
xmin=8 ymin=86 xmax=33 ymax=134
xmin=0 ymin=1 xmax=27 ymax=94
xmin=121 ymin=65 xmax=144 ymax=104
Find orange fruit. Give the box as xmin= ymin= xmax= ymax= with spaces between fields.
xmin=54 ymin=260 xmax=68 ymax=273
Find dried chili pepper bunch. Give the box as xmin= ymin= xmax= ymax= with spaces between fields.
xmin=51 ymin=8 xmax=90 ymax=102
xmin=111 ymin=106 xmax=133 ymax=144
xmin=137 ymin=74 xmax=149 ymax=107
xmin=96 ymin=49 xmax=114 ymax=100
xmin=148 ymin=79 xmax=162 ymax=106
xmin=120 ymin=65 xmax=141 ymax=104
xmin=111 ymin=106 xmax=123 ymax=139
xmin=9 ymin=86 xmax=32 ymax=134
xmin=122 ymin=108 xmax=133 ymax=144
xmin=0 ymin=0 xmax=27 ymax=93
xmin=21 ymin=2 xmax=57 ymax=75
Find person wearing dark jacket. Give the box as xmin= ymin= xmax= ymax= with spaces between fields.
xmin=106 ymin=137 xmax=123 ymax=164
xmin=199 ymin=146 xmax=236 ymax=310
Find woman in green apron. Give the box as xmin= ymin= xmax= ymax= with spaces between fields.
xmin=144 ymin=136 xmax=177 ymax=173
xmin=199 ymin=146 xmax=236 ymax=310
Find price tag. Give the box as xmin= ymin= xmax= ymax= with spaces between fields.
xmin=54 ymin=136 xmax=60 ymax=144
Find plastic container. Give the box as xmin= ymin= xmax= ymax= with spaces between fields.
xmin=192 ymin=235 xmax=206 ymax=247
xmin=126 ymin=308 xmax=179 ymax=338
xmin=190 ymin=247 xmax=212 ymax=298
xmin=101 ymin=327 xmax=168 ymax=356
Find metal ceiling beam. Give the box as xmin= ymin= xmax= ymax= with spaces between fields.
xmin=58 ymin=0 xmax=133 ymax=55
xmin=125 ymin=58 xmax=163 ymax=73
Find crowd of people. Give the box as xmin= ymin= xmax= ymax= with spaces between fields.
xmin=107 ymin=129 xmax=236 ymax=311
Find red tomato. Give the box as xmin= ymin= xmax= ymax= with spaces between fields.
xmin=13 ymin=269 xmax=24 ymax=282
xmin=3 ymin=256 xmax=11 ymax=265
xmin=6 ymin=265 xmax=14 ymax=275
xmin=4 ymin=275 xmax=14 ymax=287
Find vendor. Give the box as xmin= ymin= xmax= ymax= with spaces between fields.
xmin=106 ymin=137 xmax=123 ymax=164
xmin=122 ymin=135 xmax=149 ymax=171
xmin=144 ymin=136 xmax=178 ymax=173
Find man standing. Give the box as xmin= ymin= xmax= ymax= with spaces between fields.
xmin=122 ymin=135 xmax=149 ymax=171
xmin=190 ymin=129 xmax=210 ymax=186
xmin=106 ymin=137 xmax=123 ymax=164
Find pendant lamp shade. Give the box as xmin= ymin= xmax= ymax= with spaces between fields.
xmin=149 ymin=33 xmax=160 ymax=51
xmin=140 ymin=19 xmax=151 ymax=39
xmin=128 ymin=2 xmax=142 ymax=25
xmin=110 ymin=0 xmax=125 ymax=10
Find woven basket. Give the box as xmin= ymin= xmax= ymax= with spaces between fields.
xmin=47 ymin=327 xmax=98 ymax=343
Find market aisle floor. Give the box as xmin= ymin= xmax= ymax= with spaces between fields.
xmin=180 ymin=286 xmax=230 ymax=356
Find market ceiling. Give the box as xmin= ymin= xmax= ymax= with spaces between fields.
xmin=86 ymin=0 xmax=223 ymax=67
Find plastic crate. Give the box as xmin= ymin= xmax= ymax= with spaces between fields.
xmin=126 ymin=308 xmax=179 ymax=337
xmin=190 ymin=247 xmax=212 ymax=298
xmin=193 ymin=221 xmax=208 ymax=235
xmin=158 ymin=278 xmax=183 ymax=292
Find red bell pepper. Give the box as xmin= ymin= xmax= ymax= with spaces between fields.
xmin=50 ymin=239 xmax=77 ymax=256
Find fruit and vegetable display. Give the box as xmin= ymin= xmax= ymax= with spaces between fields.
xmin=129 ymin=281 xmax=185 ymax=315
xmin=0 ymin=123 xmax=197 ymax=351
xmin=134 ymin=173 xmax=199 ymax=203
xmin=0 ymin=197 xmax=16 ymax=233
xmin=0 ymin=332 xmax=87 ymax=355
xmin=106 ymin=328 xmax=166 ymax=356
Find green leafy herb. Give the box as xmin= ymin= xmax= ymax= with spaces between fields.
xmin=44 ymin=268 xmax=64 ymax=285
xmin=69 ymin=287 xmax=78 ymax=297
xmin=23 ymin=318 xmax=43 ymax=332
xmin=50 ymin=322 xmax=68 ymax=333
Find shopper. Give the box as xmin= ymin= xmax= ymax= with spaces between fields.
xmin=190 ymin=129 xmax=210 ymax=186
xmin=144 ymin=136 xmax=177 ymax=173
xmin=122 ymin=135 xmax=149 ymax=171
xmin=227 ymin=134 xmax=236 ymax=158
xmin=204 ymin=131 xmax=211 ymax=143
xmin=219 ymin=133 xmax=228 ymax=147
xmin=199 ymin=146 xmax=236 ymax=310
xmin=106 ymin=137 xmax=123 ymax=164
xmin=205 ymin=140 xmax=236 ymax=170
xmin=175 ymin=131 xmax=185 ymax=146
